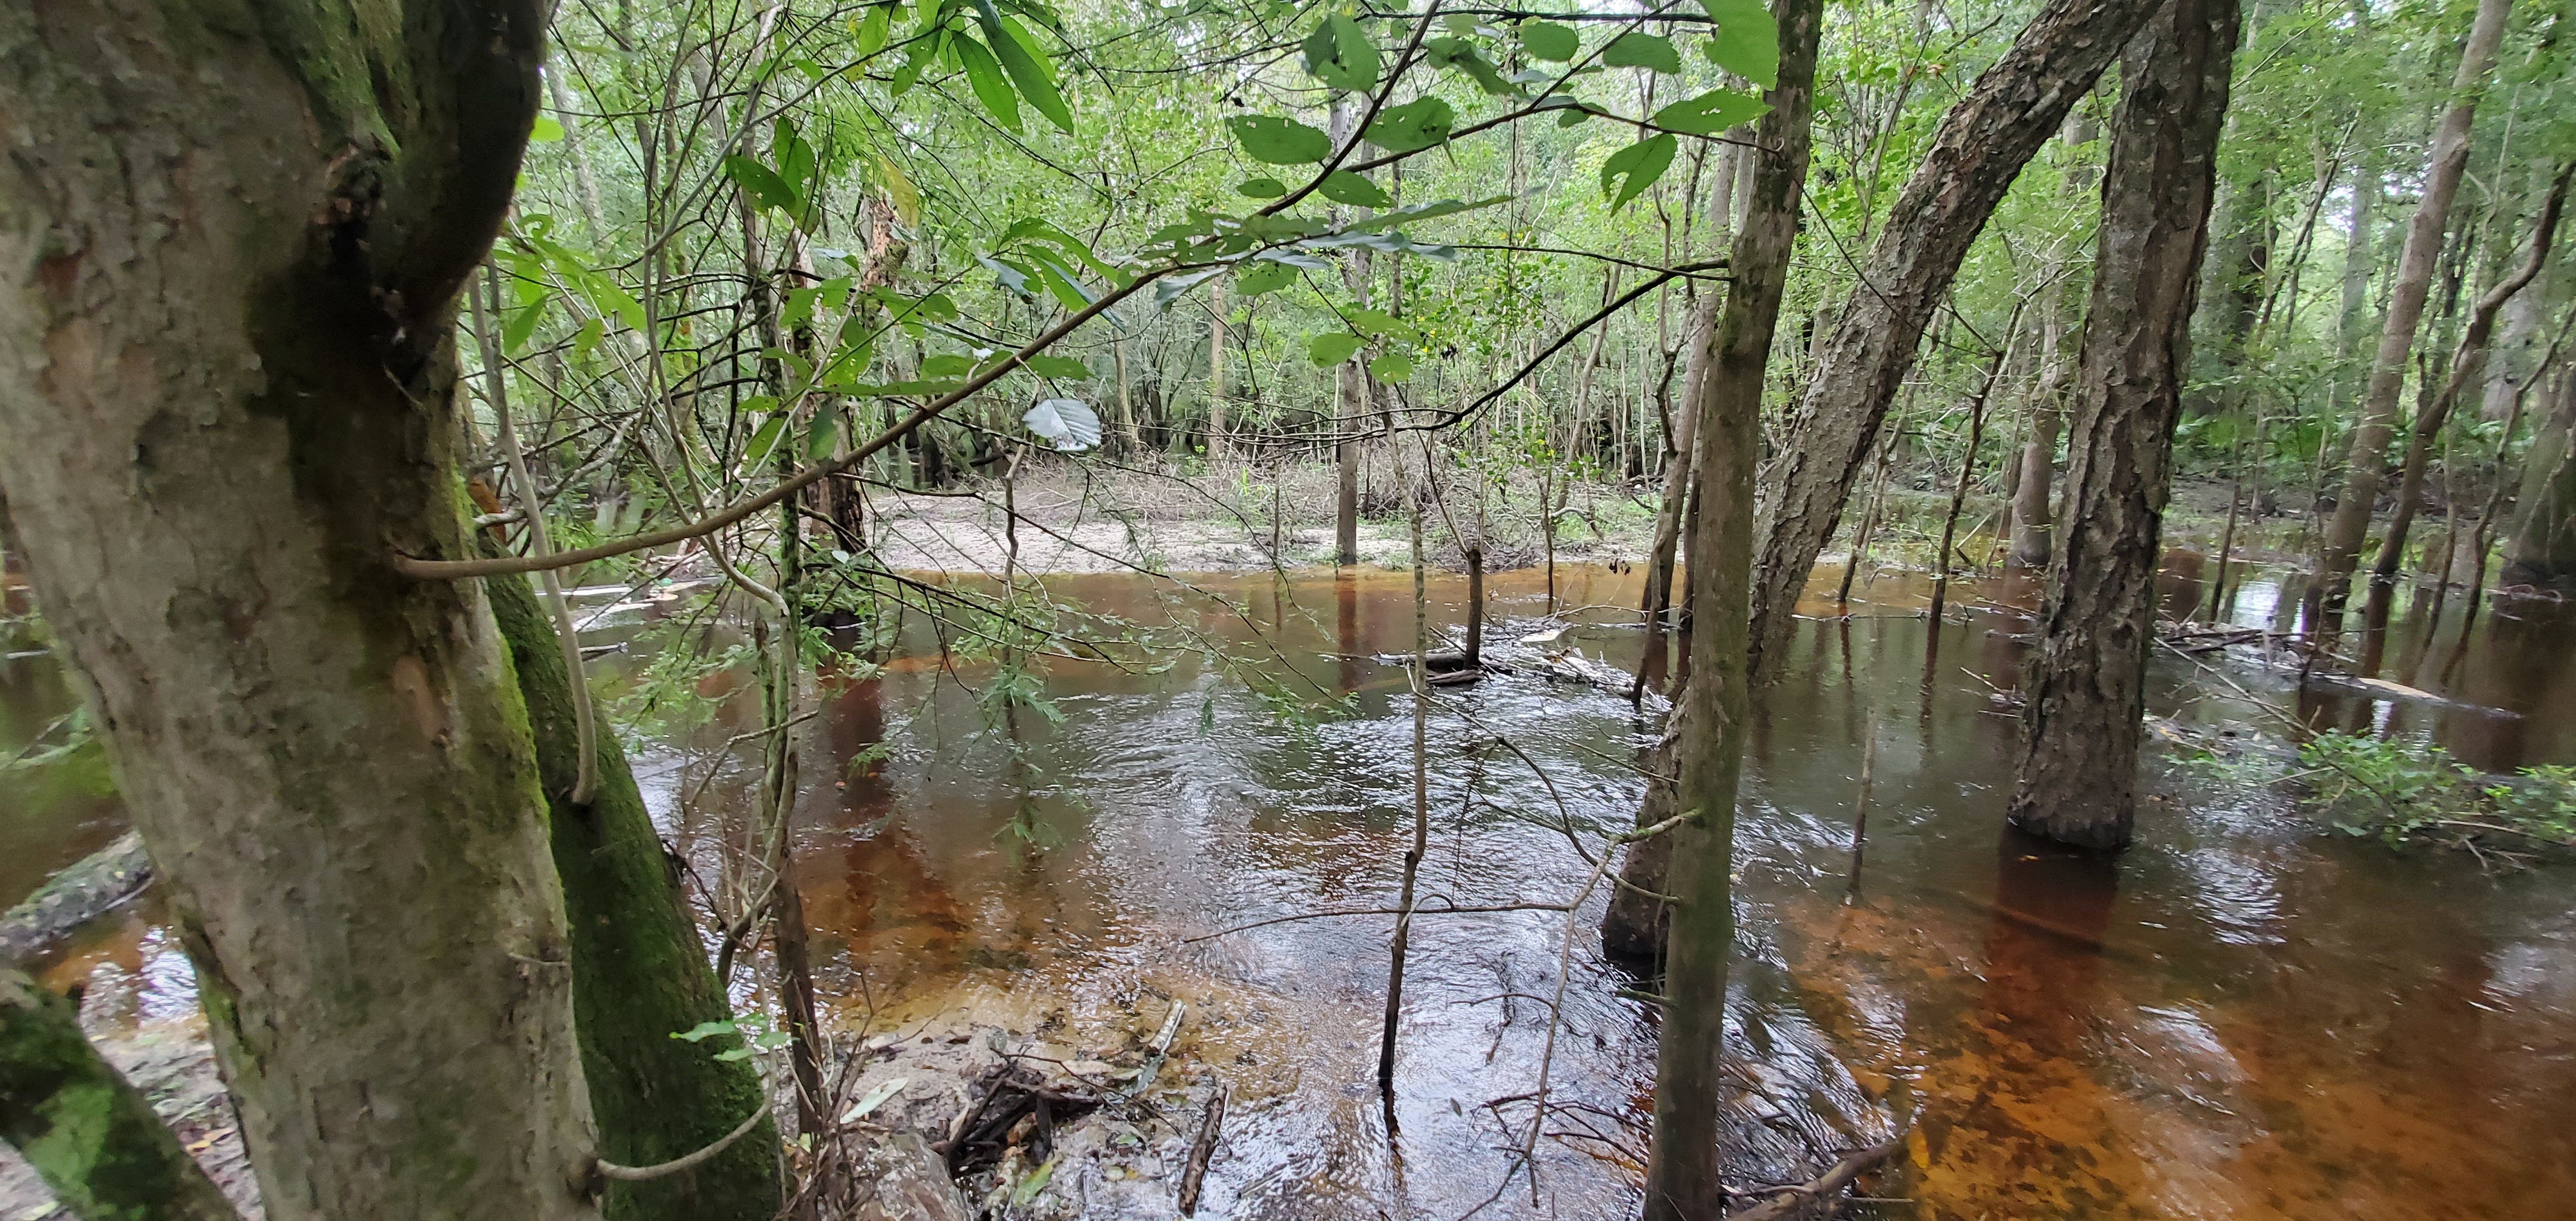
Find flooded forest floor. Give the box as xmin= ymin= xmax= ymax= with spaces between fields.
xmin=4 ymin=486 xmax=2574 ymax=1220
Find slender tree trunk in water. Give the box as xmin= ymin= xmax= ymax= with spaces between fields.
xmin=2503 ymin=370 xmax=2576 ymax=588
xmin=1464 ymin=541 xmax=1487 ymax=669
xmin=1338 ymin=361 xmax=1364 ymax=564
xmin=2312 ymin=0 xmax=2515 ymax=619
xmin=2373 ymin=165 xmax=2572 ymax=585
xmin=2011 ymin=116 xmax=2094 ymax=569
xmin=0 ymin=966 xmax=239 ymax=1220
xmin=2011 ymin=0 xmax=2238 ymax=850
xmin=0 ymin=6 xmax=610 ymax=1218
xmin=1931 ymin=330 xmax=2017 ymax=622
xmin=1837 ymin=428 xmax=1897 ymax=604
xmin=1209 ymin=280 xmax=1229 ymax=461
xmin=1641 ymin=0 xmax=1822 ymax=1213
xmin=487 ymin=565 xmax=781 ymax=1221
xmin=1641 ymin=295 xmax=1716 ymax=662
xmin=1747 ymin=0 xmax=2166 ymax=684
xmin=1380 ymin=494 xmax=1429 ymax=1094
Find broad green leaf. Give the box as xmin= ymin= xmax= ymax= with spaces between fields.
xmin=1301 ymin=14 xmax=1380 ymax=92
xmin=570 ymin=318 xmax=605 ymax=363
xmin=1227 ymin=115 xmax=1332 ymax=165
xmin=1602 ymin=32 xmax=1681 ymax=74
xmin=1698 ymin=0 xmax=1781 ymax=88
xmin=1024 ymin=354 xmax=1092 ymax=378
xmin=744 ymin=417 xmax=788 ymax=466
xmin=840 ymin=1077 xmax=909 ymax=1124
xmin=920 ymin=353 xmax=978 ymax=378
xmin=1237 ymin=177 xmax=1289 ymax=198
xmin=1319 ymin=171 xmax=1394 ymax=208
xmin=1650 ymin=88 xmax=1770 ymax=135
xmin=1308 ymin=332 xmax=1363 ymax=366
xmin=1424 ymin=37 xmax=1518 ymax=96
xmin=1517 ymin=21 xmax=1579 ymax=61
xmin=854 ymin=4 xmax=891 ymax=56
xmin=954 ymin=35 xmax=1022 ymax=131
xmin=805 ymin=413 xmax=840 ymax=461
xmin=723 ymin=155 xmax=798 ymax=212
xmin=1363 ymin=96 xmax=1455 ymax=153
xmin=1600 ymin=134 xmax=1677 ymax=212
xmin=671 ymin=1020 xmax=740 ymax=1043
xmin=1234 ymin=261 xmax=1298 ymax=296
xmin=1369 ymin=350 xmax=1413 ymax=382
xmin=1558 ymin=105 xmax=1592 ymax=127
xmin=529 ymin=115 xmax=566 ymax=143
xmin=503 ymin=295 xmax=547 ymax=353
xmin=1343 ymin=194 xmax=1512 ymax=233
xmin=989 ymin=16 xmax=1074 ymax=132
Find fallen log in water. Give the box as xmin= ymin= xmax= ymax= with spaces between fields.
xmin=0 ymin=831 xmax=151 ymax=964
xmin=1726 ymin=1137 xmax=1905 ymax=1220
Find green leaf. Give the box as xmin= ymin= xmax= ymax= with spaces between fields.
xmin=1319 ymin=171 xmax=1393 ymax=208
xmin=805 ymin=412 xmax=840 ymax=461
xmin=1557 ymin=105 xmax=1592 ymax=127
xmin=1698 ymin=0 xmax=1781 ymax=88
xmin=1227 ymin=115 xmax=1332 ymax=165
xmin=1308 ymin=332 xmax=1363 ymax=366
xmin=954 ymin=35 xmax=1022 ymax=131
xmin=570 ymin=318 xmax=605 ymax=363
xmin=1424 ymin=37 xmax=1518 ymax=97
xmin=1024 ymin=354 xmax=1092 ymax=378
xmin=1235 ymin=261 xmax=1298 ymax=296
xmin=1368 ymin=350 xmax=1414 ymax=382
xmin=671 ymin=1020 xmax=740 ymax=1043
xmin=1301 ymin=13 xmax=1380 ymax=92
xmin=1237 ymin=177 xmax=1289 ymax=198
xmin=723 ymin=155 xmax=798 ymax=212
xmin=529 ymin=115 xmax=565 ymax=143
xmin=988 ymin=16 xmax=1074 ymax=132
xmin=744 ymin=417 xmax=788 ymax=465
xmin=1517 ymin=21 xmax=1579 ymax=61
xmin=502 ymin=295 xmax=547 ymax=353
xmin=1600 ymin=134 xmax=1677 ymax=212
xmin=1650 ymin=88 xmax=1771 ymax=135
xmin=855 ymin=4 xmax=891 ymax=56
xmin=1602 ymin=32 xmax=1681 ymax=74
xmin=1363 ymin=96 xmax=1456 ymax=153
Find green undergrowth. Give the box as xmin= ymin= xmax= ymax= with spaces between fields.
xmin=2186 ymin=729 xmax=2576 ymax=857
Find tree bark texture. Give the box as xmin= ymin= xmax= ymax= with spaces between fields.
xmin=485 ymin=569 xmax=781 ymax=1221
xmin=2311 ymin=0 xmax=2514 ymax=617
xmin=2010 ymin=0 xmax=2239 ymax=850
xmin=0 ymin=4 xmax=603 ymax=1219
xmin=0 ymin=967 xmax=239 ymax=1221
xmin=1747 ymin=0 xmax=2165 ymax=683
xmin=1641 ymin=0 xmax=1822 ymax=1213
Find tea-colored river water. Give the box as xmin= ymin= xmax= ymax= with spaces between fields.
xmin=5 ymin=556 xmax=2574 ymax=1219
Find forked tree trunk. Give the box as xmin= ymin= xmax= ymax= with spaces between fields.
xmin=2371 ymin=165 xmax=2572 ymax=585
xmin=485 ymin=569 xmax=781 ymax=1221
xmin=1745 ymin=0 xmax=2167 ymax=683
xmin=0 ymin=4 xmax=603 ymax=1218
xmin=1640 ymin=0 xmax=1823 ymax=1213
xmin=2011 ymin=113 xmax=2099 ymax=569
xmin=2010 ymin=0 xmax=2239 ymax=850
xmin=2310 ymin=0 xmax=2515 ymax=619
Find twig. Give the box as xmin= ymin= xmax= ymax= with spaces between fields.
xmin=1723 ymin=1138 xmax=1905 ymax=1220
xmin=1177 ymin=1083 xmax=1227 ymax=1215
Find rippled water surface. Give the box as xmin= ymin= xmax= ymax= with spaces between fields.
xmin=7 ymin=553 xmax=2575 ymax=1219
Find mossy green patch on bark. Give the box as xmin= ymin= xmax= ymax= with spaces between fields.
xmin=0 ymin=968 xmax=238 ymax=1221
xmin=484 ymin=563 xmax=781 ymax=1221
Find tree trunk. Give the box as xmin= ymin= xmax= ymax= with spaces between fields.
xmin=2010 ymin=0 xmax=2239 ymax=850
xmin=0 ymin=966 xmax=239 ymax=1221
xmin=485 ymin=568 xmax=782 ymax=1221
xmin=0 ymin=4 xmax=604 ymax=1218
xmin=2503 ymin=369 xmax=2576 ymax=589
xmin=2371 ymin=164 xmax=2572 ymax=585
xmin=1638 ymin=295 xmax=1717 ymax=697
xmin=1640 ymin=0 xmax=1823 ymax=1213
xmin=2310 ymin=0 xmax=2515 ymax=618
xmin=1747 ymin=0 xmax=2167 ymax=684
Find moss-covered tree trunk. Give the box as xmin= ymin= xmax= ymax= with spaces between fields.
xmin=1640 ymin=0 xmax=1822 ymax=1213
xmin=1744 ymin=0 xmax=2165 ymax=685
xmin=484 ymin=572 xmax=781 ymax=1220
xmin=2011 ymin=0 xmax=2239 ymax=849
xmin=0 ymin=3 xmax=603 ymax=1217
xmin=0 ymin=967 xmax=238 ymax=1221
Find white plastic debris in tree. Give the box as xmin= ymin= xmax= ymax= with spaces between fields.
xmin=1024 ymin=398 xmax=1102 ymax=452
